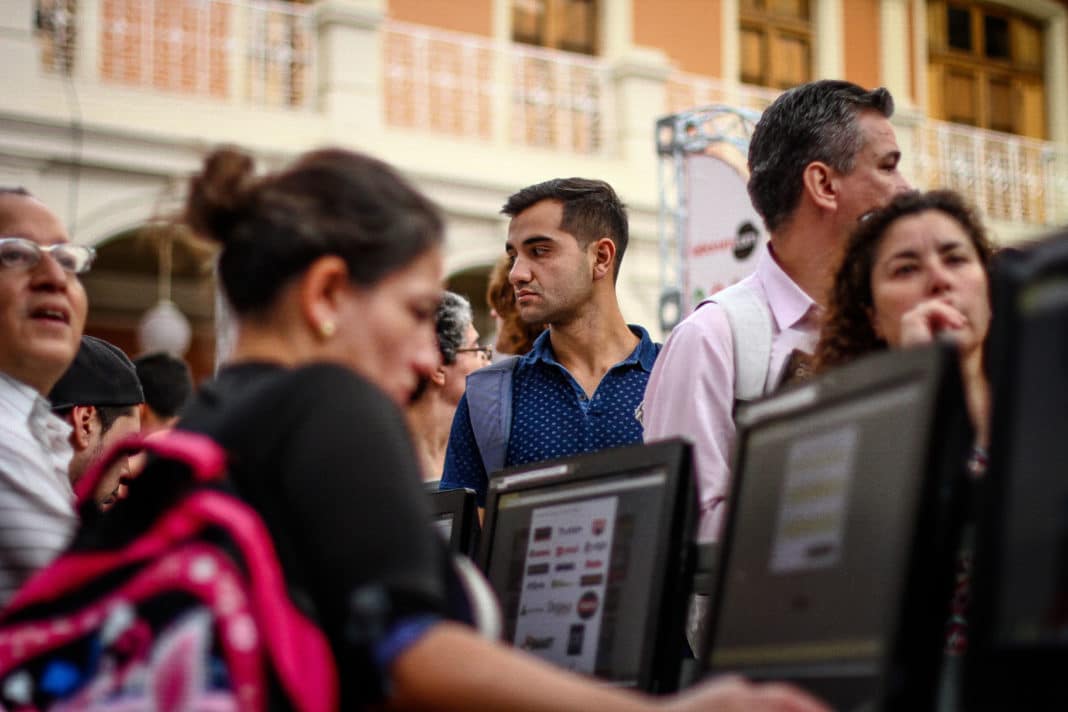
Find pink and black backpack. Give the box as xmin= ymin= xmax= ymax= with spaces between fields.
xmin=0 ymin=431 xmax=337 ymax=712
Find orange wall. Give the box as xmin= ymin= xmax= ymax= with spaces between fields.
xmin=634 ymin=0 xmax=722 ymax=77
xmin=387 ymin=0 xmax=493 ymax=36
xmin=843 ymin=0 xmax=881 ymax=90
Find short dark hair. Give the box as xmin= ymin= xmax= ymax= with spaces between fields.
xmin=185 ymin=147 xmax=444 ymax=316
xmin=53 ymin=404 xmax=138 ymax=435
xmin=748 ymin=80 xmax=896 ymax=232
xmin=501 ymin=178 xmax=629 ymax=281
xmin=814 ymin=189 xmax=995 ymax=371
xmin=0 ymin=187 xmax=32 ymax=198
xmin=435 ymin=291 xmax=473 ymax=365
xmin=134 ymin=352 xmax=193 ymax=418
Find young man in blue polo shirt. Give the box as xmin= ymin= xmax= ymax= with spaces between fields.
xmin=440 ymin=178 xmax=659 ymax=505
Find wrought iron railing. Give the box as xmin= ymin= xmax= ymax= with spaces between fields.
xmin=382 ymin=20 xmax=615 ymax=155
xmin=95 ymin=0 xmax=314 ymax=108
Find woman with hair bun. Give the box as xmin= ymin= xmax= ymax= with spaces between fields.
xmin=179 ymin=146 xmax=829 ymax=712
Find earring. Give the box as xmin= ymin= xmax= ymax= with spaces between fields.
xmin=319 ymin=321 xmax=336 ymax=339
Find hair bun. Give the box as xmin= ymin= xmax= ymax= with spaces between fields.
xmin=185 ymin=147 xmax=256 ymax=244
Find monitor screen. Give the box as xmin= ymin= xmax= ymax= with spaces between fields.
xmin=427 ymin=487 xmax=480 ymax=557
xmin=706 ymin=344 xmax=969 ymax=710
xmin=966 ymin=235 xmax=1068 ymax=709
xmin=479 ymin=440 xmax=694 ymax=692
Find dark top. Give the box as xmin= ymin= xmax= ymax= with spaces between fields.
xmin=179 ymin=362 xmax=458 ymax=706
xmin=441 ymin=325 xmax=661 ymax=505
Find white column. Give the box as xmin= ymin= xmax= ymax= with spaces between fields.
xmin=814 ymin=0 xmax=844 ymax=79
xmin=879 ymin=0 xmax=910 ymax=103
xmin=612 ymin=48 xmax=671 ymax=176
xmin=911 ymin=0 xmax=928 ymax=114
xmin=76 ymin=0 xmax=100 ymax=82
xmin=315 ymin=0 xmax=385 ymax=142
xmin=721 ymin=0 xmax=739 ymax=85
xmin=600 ymin=0 xmax=632 ymax=60
xmin=1045 ymin=12 xmax=1068 ymax=144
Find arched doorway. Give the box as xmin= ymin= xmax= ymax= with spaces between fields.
xmin=80 ymin=223 xmax=219 ymax=382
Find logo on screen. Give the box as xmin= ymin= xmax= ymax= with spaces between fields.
xmin=558 ymin=525 xmax=582 ymax=536
xmin=567 ymin=625 xmax=585 ymax=656
xmin=584 ymin=559 xmax=603 ymax=569
xmin=591 ymin=518 xmax=606 ymax=536
xmin=577 ymin=591 xmax=600 ymax=620
xmin=547 ymin=600 xmax=573 ymax=616
xmin=529 ymin=548 xmax=550 ymax=558
xmin=554 ymin=562 xmax=576 ymax=572
xmin=584 ymin=541 xmax=607 ymax=553
xmin=521 ymin=635 xmax=555 ymax=651
xmin=580 ymin=574 xmax=603 ymax=586
xmin=551 ymin=579 xmax=574 ymax=589
xmin=520 ymin=604 xmax=546 ymax=616
xmin=556 ymin=545 xmax=579 ymax=557
xmin=533 ymin=526 xmax=553 ymax=541
xmin=526 ymin=581 xmax=546 ymax=591
xmin=526 ymin=563 xmax=549 ymax=576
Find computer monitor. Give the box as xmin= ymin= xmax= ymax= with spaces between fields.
xmin=478 ymin=439 xmax=695 ymax=693
xmin=704 ymin=343 xmax=972 ymax=712
xmin=965 ymin=234 xmax=1068 ymax=710
xmin=427 ymin=486 xmax=481 ymax=558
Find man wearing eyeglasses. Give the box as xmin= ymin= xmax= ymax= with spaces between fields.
xmin=0 ymin=187 xmax=94 ymax=606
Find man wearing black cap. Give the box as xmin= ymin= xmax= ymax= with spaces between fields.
xmin=50 ymin=335 xmax=144 ymax=509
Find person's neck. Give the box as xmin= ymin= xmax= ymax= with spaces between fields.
xmin=227 ymin=322 xmax=315 ymax=368
xmin=960 ymin=348 xmax=991 ymax=450
xmin=548 ymin=297 xmax=638 ymax=398
xmin=769 ymin=213 xmax=847 ymax=307
xmin=406 ymin=395 xmax=452 ymax=481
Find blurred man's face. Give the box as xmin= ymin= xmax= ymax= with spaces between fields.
xmin=832 ymin=111 xmax=912 ymax=229
xmin=0 ymin=195 xmax=87 ymax=393
xmin=91 ymin=408 xmax=141 ymax=509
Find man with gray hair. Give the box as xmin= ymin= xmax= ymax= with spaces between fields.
xmin=407 ymin=291 xmax=490 ymax=480
xmin=643 ymin=80 xmax=912 ymax=541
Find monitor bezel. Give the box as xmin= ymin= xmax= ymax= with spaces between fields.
xmin=965 ymin=233 xmax=1068 ymax=710
xmin=427 ymin=487 xmax=481 ymax=558
xmin=704 ymin=342 xmax=971 ymax=711
xmin=477 ymin=439 xmax=696 ymax=693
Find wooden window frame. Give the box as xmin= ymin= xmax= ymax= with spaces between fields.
xmin=739 ymin=0 xmax=813 ymax=90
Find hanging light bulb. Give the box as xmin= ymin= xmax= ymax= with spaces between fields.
xmin=138 ymin=229 xmax=192 ymax=356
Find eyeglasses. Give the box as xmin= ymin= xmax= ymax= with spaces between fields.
xmin=456 ymin=345 xmax=493 ymax=360
xmin=0 ymin=237 xmax=96 ymax=275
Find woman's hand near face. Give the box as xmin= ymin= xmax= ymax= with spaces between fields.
xmin=898 ymin=298 xmax=974 ymax=351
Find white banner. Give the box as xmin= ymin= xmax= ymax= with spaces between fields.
xmin=682 ymin=153 xmax=769 ymax=313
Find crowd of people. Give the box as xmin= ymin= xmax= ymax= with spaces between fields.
xmin=0 ymin=76 xmax=1002 ymax=710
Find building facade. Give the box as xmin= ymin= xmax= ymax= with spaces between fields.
xmin=4 ymin=0 xmax=1067 ymax=371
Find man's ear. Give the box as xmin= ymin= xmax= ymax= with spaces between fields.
xmin=801 ymin=161 xmax=838 ymax=212
xmin=70 ymin=404 xmax=97 ymax=450
xmin=298 ymin=255 xmax=351 ymax=338
xmin=590 ymin=237 xmax=616 ymax=282
xmin=430 ymin=366 xmax=447 ymax=387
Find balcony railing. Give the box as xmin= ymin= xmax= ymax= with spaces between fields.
xmin=95 ymin=0 xmax=315 ymax=108
xmin=901 ymin=119 xmax=1068 ymax=228
xmin=668 ymin=72 xmax=1068 ymax=229
xmin=382 ymin=21 xmax=615 ymax=156
xmin=666 ymin=73 xmax=781 ymax=116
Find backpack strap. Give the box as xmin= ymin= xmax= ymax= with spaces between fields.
xmin=466 ymin=356 xmax=519 ymax=476
xmin=704 ymin=281 xmax=774 ymax=401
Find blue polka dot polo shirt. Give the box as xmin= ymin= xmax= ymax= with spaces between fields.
xmin=439 ymin=325 xmax=661 ymax=506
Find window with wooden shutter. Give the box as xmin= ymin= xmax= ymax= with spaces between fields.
xmin=512 ymin=0 xmax=598 ymax=55
xmin=927 ymin=1 xmax=1046 ymax=139
xmin=739 ymin=0 xmax=813 ymax=89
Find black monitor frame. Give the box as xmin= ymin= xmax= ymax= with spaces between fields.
xmin=427 ymin=486 xmax=481 ymax=558
xmin=965 ymin=234 xmax=1068 ymax=711
xmin=478 ymin=439 xmax=696 ymax=693
xmin=704 ymin=343 xmax=971 ymax=712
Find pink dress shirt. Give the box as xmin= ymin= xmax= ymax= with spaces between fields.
xmin=642 ymin=246 xmax=821 ymax=541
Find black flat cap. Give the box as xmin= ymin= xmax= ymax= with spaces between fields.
xmin=49 ymin=336 xmax=145 ymax=410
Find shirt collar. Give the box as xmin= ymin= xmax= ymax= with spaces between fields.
xmin=526 ymin=325 xmax=658 ymax=372
xmin=0 ymin=371 xmax=73 ymax=454
xmin=755 ymin=244 xmax=821 ymax=331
